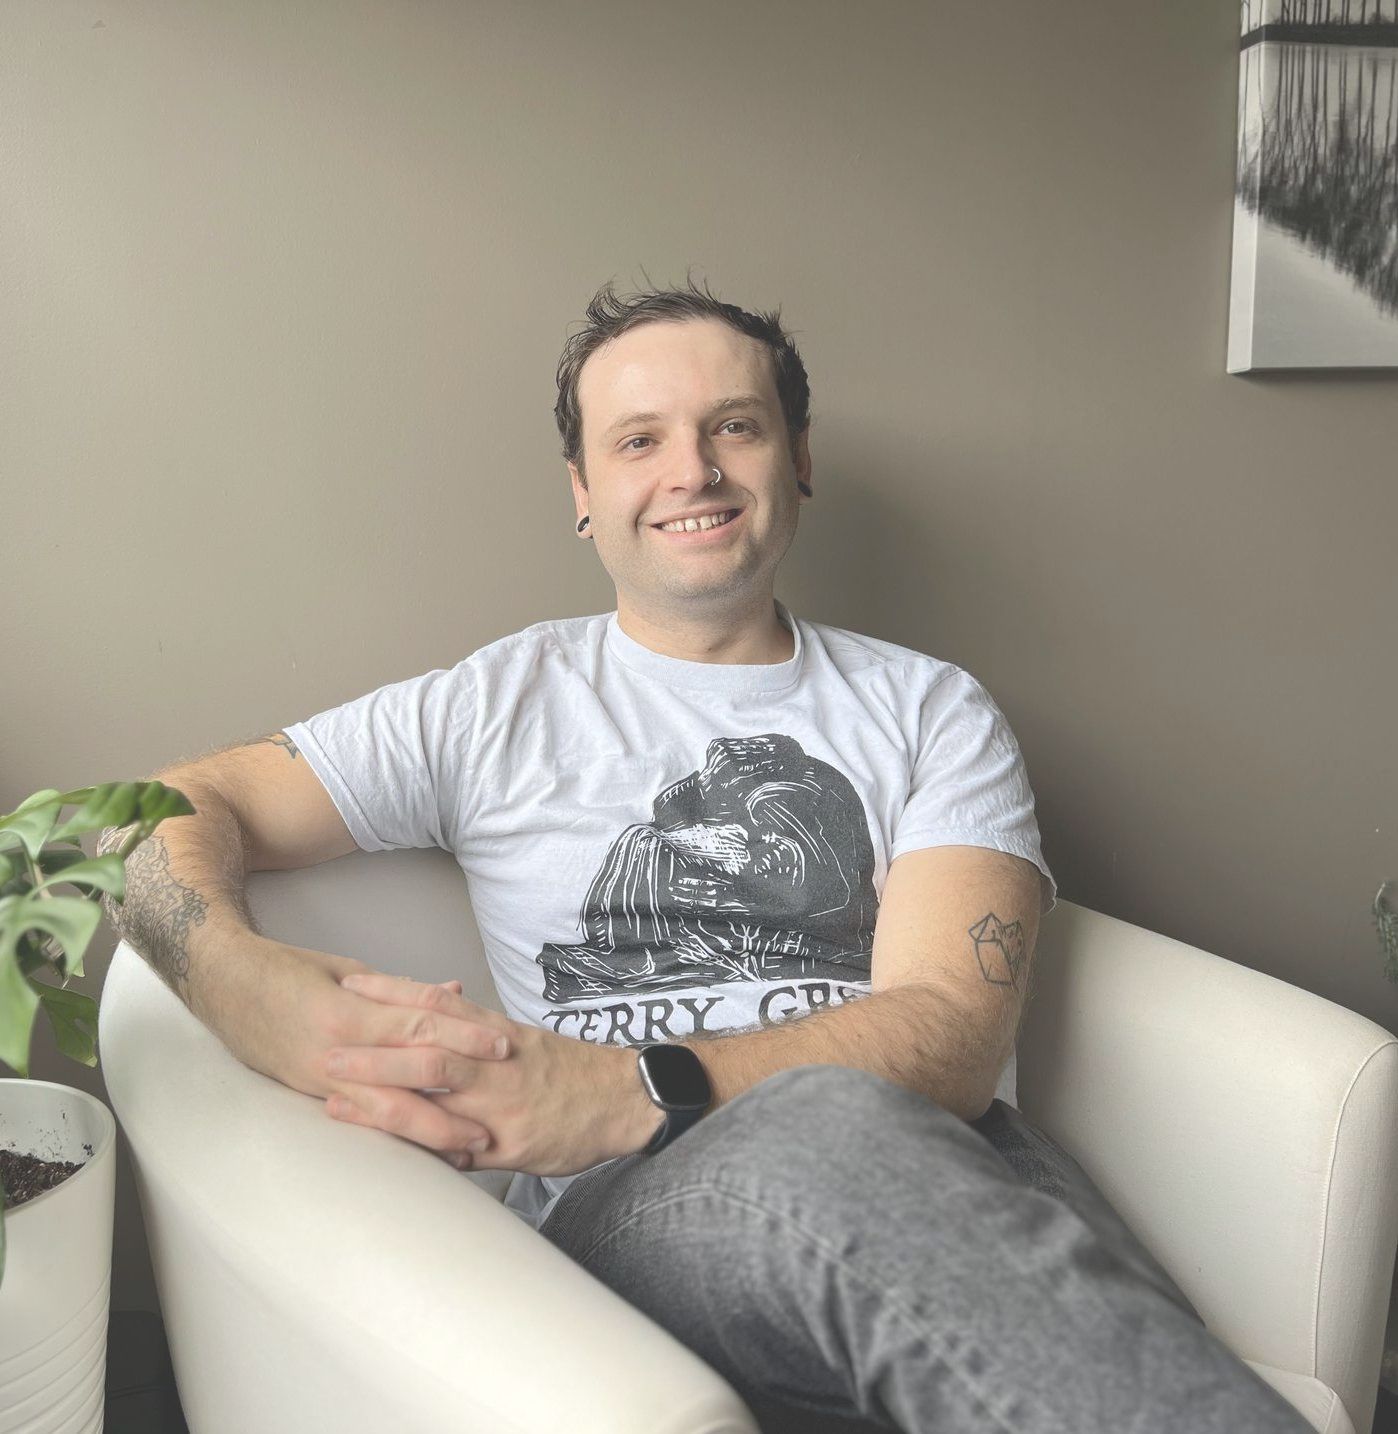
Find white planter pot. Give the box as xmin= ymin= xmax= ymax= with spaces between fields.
xmin=0 ymin=1079 xmax=116 ymax=1434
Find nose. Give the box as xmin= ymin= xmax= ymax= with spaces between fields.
xmin=670 ymin=456 xmax=724 ymax=499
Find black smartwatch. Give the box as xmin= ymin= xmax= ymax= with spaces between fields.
xmin=636 ymin=1044 xmax=712 ymax=1154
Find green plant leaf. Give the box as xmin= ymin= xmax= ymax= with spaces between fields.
xmin=139 ymin=780 xmax=195 ymax=823
xmin=36 ymin=983 xmax=98 ymax=1066
xmin=40 ymin=842 xmax=93 ymax=864
xmin=0 ymin=893 xmax=101 ymax=981
xmin=45 ymin=783 xmax=142 ymax=845
xmin=0 ymin=780 xmax=194 ymax=1090
xmin=17 ymin=931 xmax=57 ymax=979
xmin=0 ymin=896 xmax=40 ymax=1077
xmin=35 ymin=853 xmax=126 ymax=900
xmin=0 ymin=793 xmax=63 ymax=864
xmin=49 ymin=780 xmax=193 ymax=845
xmin=0 ymin=788 xmax=73 ymax=820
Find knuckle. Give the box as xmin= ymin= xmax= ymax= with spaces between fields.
xmin=406 ymin=1011 xmax=437 ymax=1045
xmin=324 ymin=988 xmax=367 ymax=1043
xmin=485 ymin=1127 xmax=516 ymax=1165
xmin=320 ymin=1003 xmax=352 ymax=1045
xmin=440 ymin=1125 xmax=468 ymax=1163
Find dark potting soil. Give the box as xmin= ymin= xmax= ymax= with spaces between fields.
xmin=1 ymin=1146 xmax=91 ymax=1211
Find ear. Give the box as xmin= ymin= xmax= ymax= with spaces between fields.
xmin=795 ymin=427 xmax=812 ymax=496
xmin=567 ymin=461 xmax=588 ymax=526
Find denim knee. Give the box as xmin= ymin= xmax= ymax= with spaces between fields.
xmin=736 ymin=1061 xmax=907 ymax=1106
xmin=687 ymin=1063 xmax=969 ymax=1207
xmin=731 ymin=1062 xmax=954 ymax=1132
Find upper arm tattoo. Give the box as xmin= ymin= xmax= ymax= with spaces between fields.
xmin=968 ymin=911 xmax=1027 ymax=992
xmin=245 ymin=732 xmax=301 ymax=760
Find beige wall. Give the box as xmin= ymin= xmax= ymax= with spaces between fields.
xmin=4 ymin=0 xmax=1396 ymax=1315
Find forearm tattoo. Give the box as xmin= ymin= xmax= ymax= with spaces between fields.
xmin=97 ymin=827 xmax=205 ymax=1006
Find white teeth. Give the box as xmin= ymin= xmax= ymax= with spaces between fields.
xmin=659 ymin=510 xmax=735 ymax=533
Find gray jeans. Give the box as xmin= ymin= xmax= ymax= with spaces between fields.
xmin=538 ymin=1064 xmax=1314 ymax=1433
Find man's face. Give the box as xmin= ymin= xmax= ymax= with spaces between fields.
xmin=568 ymin=316 xmax=810 ymax=616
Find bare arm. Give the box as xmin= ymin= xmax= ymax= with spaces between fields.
xmin=92 ymin=736 xmax=501 ymax=1171
xmin=97 ymin=726 xmax=362 ymax=1015
xmin=96 ymin=775 xmax=260 ymax=1026
xmin=94 ymin=729 xmax=367 ymax=1073
xmin=606 ymin=845 xmax=1044 ymax=1151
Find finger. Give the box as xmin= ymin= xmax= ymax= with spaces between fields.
xmin=342 ymin=975 xmax=487 ymax=1021
xmin=326 ymin=1087 xmax=494 ymax=1165
xmin=423 ymin=1091 xmax=496 ymax=1168
xmin=324 ymin=1043 xmax=494 ymax=1097
xmin=340 ymin=973 xmax=511 ymax=1057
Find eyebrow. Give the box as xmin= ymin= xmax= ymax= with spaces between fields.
xmin=601 ymin=393 xmax=771 ymax=442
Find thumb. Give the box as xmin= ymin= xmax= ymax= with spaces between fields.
xmin=439 ymin=980 xmax=464 ymax=995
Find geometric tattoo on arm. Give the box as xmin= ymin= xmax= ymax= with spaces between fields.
xmin=967 ymin=911 xmax=1026 ymax=990
xmin=248 ymin=732 xmax=301 ymax=760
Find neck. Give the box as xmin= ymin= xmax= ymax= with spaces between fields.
xmin=615 ymin=595 xmax=794 ymax=664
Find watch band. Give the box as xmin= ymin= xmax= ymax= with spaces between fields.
xmin=636 ymin=1043 xmax=712 ymax=1155
xmin=641 ymin=1099 xmax=706 ymax=1154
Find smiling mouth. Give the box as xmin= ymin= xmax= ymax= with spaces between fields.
xmin=652 ymin=508 xmax=742 ymax=534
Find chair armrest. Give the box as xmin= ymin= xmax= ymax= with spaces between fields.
xmin=99 ymin=941 xmax=759 ymax=1434
xmin=1017 ymin=901 xmax=1398 ymax=1434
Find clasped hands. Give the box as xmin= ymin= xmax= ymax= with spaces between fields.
xmin=319 ymin=971 xmax=656 ymax=1177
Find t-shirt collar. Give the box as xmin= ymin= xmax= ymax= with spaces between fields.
xmin=605 ymin=599 xmax=804 ymax=695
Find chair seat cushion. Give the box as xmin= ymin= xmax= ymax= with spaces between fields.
xmin=1243 ymin=1360 xmax=1356 ymax=1434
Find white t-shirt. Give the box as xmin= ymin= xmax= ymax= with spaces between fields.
xmin=282 ymin=599 xmax=1056 ymax=1231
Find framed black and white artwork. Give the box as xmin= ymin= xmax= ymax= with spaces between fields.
xmin=1229 ymin=0 xmax=1398 ymax=370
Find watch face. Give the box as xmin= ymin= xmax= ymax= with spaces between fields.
xmin=641 ymin=1044 xmax=711 ymax=1108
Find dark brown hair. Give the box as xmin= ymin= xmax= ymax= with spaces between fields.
xmin=555 ymin=269 xmax=813 ymax=487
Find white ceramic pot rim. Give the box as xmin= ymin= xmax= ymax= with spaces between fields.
xmin=0 ymin=1078 xmax=117 ymax=1221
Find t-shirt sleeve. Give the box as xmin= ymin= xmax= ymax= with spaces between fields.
xmin=890 ymin=666 xmax=1057 ymax=916
xmin=280 ymin=661 xmax=477 ymax=854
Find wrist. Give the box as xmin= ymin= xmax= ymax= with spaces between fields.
xmin=602 ymin=1044 xmax=665 ymax=1158
xmin=182 ymin=922 xmax=272 ymax=1030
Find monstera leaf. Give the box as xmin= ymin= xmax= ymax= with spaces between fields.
xmin=0 ymin=779 xmax=194 ymax=1287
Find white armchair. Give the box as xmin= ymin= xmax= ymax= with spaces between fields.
xmin=97 ymin=847 xmax=1398 ymax=1434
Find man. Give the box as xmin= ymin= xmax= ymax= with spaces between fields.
xmin=104 ymin=278 xmax=1312 ymax=1433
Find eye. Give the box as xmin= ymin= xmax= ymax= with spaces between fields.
xmin=620 ymin=420 xmax=757 ymax=454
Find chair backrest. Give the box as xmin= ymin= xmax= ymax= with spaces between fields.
xmin=247 ymin=845 xmax=507 ymax=1011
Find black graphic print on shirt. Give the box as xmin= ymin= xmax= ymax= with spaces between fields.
xmin=535 ymin=734 xmax=879 ymax=1044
